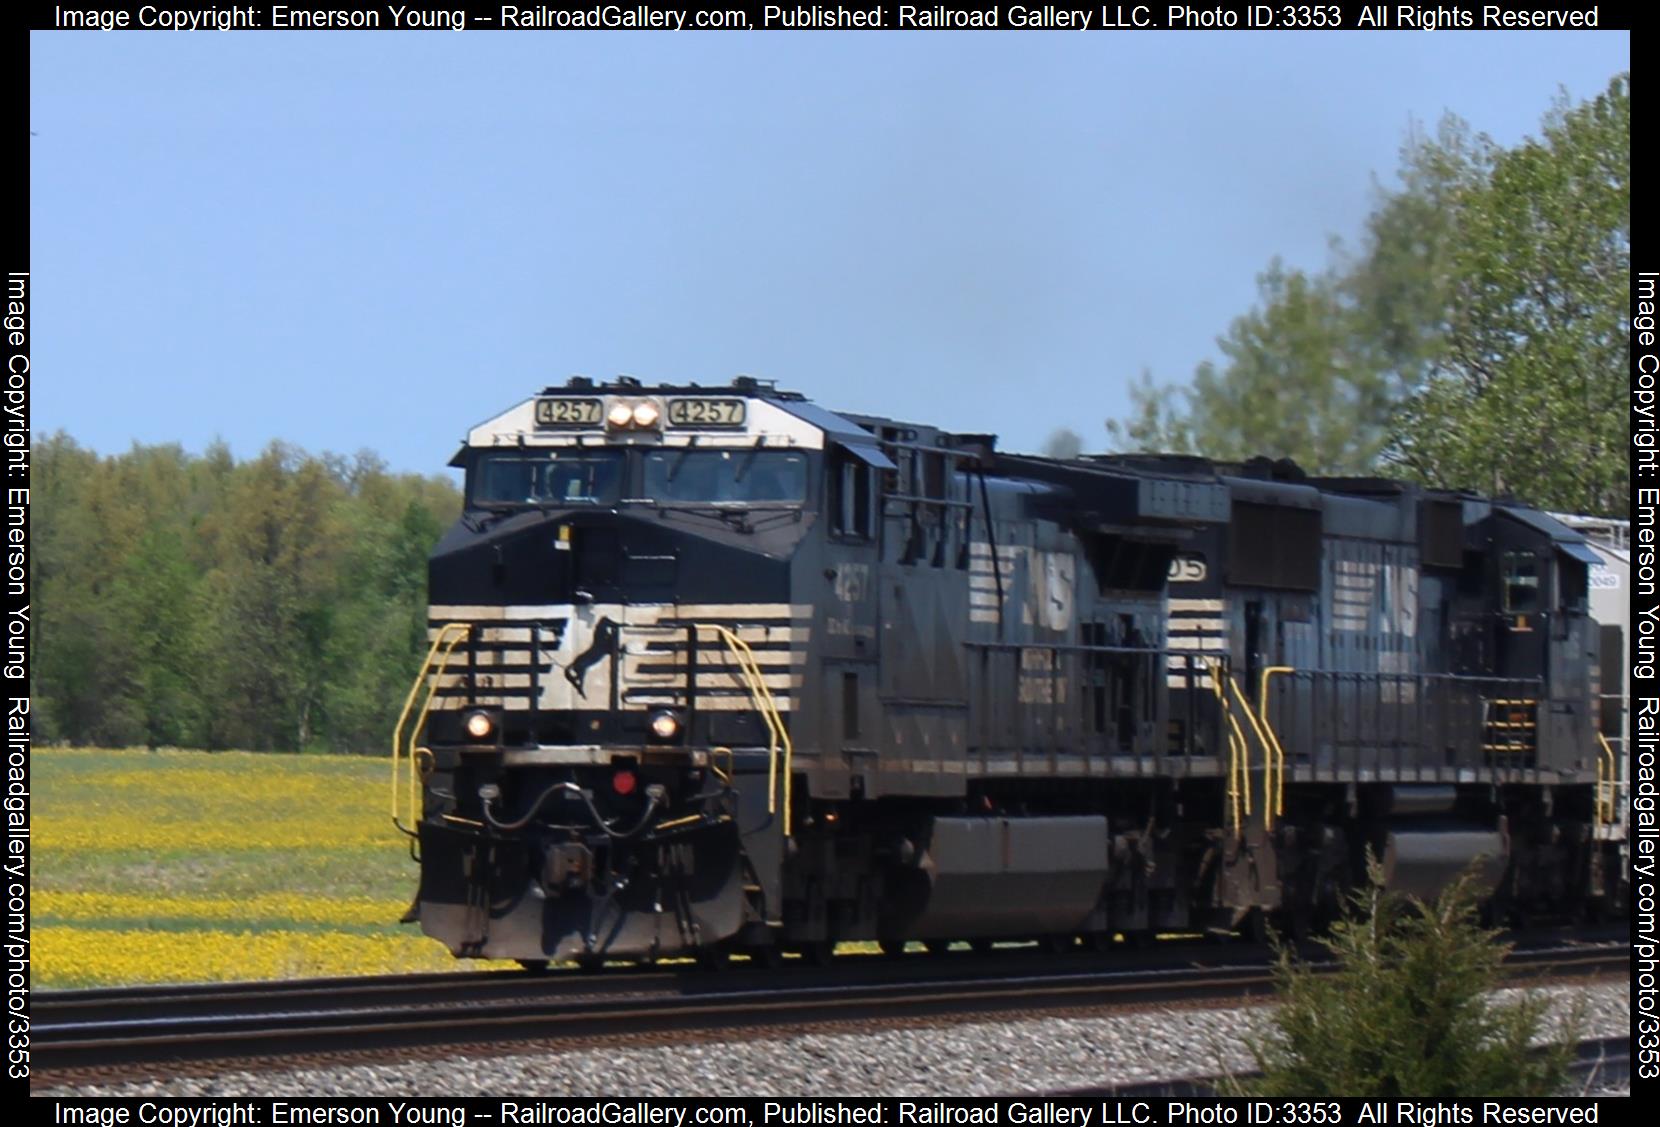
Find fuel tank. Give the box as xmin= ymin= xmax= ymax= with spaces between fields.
xmin=1380 ymin=787 xmax=1506 ymax=900
xmin=883 ymin=816 xmax=1112 ymax=939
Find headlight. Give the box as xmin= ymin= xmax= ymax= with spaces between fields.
xmin=632 ymin=401 xmax=661 ymax=428
xmin=463 ymin=710 xmax=495 ymax=741
xmin=649 ymin=710 xmax=682 ymax=741
xmin=606 ymin=402 xmax=635 ymax=429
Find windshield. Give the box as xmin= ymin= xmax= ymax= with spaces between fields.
xmin=642 ymin=449 xmax=808 ymax=504
xmin=472 ymin=450 xmax=624 ymax=506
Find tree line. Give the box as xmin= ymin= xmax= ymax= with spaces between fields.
xmin=1085 ymin=74 xmax=1630 ymax=515
xmin=31 ymin=434 xmax=460 ymax=753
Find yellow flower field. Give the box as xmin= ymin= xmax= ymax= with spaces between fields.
xmin=34 ymin=891 xmax=395 ymax=927
xmin=32 ymin=927 xmax=474 ymax=985
xmin=32 ymin=748 xmax=512 ymax=988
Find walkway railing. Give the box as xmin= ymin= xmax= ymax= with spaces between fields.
xmin=391 ymin=622 xmax=472 ymax=838
xmin=696 ymin=623 xmax=795 ymax=836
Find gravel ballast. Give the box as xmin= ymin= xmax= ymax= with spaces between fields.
xmin=38 ymin=980 xmax=1630 ymax=1098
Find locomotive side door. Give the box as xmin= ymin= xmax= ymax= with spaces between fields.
xmin=820 ymin=445 xmax=886 ymax=797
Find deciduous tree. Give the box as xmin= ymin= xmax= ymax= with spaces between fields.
xmin=31 ymin=436 xmax=460 ymax=753
xmin=1108 ymin=74 xmax=1630 ymax=515
xmin=1388 ymin=76 xmax=1629 ymax=512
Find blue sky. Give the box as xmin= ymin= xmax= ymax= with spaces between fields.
xmin=29 ymin=30 xmax=1629 ymax=474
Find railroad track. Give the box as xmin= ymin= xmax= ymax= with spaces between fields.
xmin=34 ymin=939 xmax=1627 ymax=1074
xmin=33 ymin=938 xmax=1300 ymax=1025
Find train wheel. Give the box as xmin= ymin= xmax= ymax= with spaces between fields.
xmin=800 ymin=940 xmax=836 ymax=966
xmin=746 ymin=945 xmax=784 ymax=970
xmin=575 ymin=954 xmax=605 ymax=973
xmin=1121 ymin=930 xmax=1153 ymax=950
xmin=923 ymin=940 xmax=952 ymax=957
xmin=1043 ymin=935 xmax=1075 ymax=955
xmin=516 ymin=959 xmax=550 ymax=974
xmin=969 ymin=939 xmax=995 ymax=956
xmin=878 ymin=938 xmax=908 ymax=958
xmin=695 ymin=948 xmax=730 ymax=972
xmin=1083 ymin=932 xmax=1113 ymax=953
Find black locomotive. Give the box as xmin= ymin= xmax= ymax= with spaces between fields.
xmin=397 ymin=377 xmax=1622 ymax=965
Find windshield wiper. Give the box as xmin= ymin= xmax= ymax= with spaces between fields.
xmin=664 ymin=436 xmax=700 ymax=483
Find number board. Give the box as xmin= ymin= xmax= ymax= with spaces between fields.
xmin=1167 ymin=555 xmax=1208 ymax=583
xmin=666 ymin=398 xmax=747 ymax=428
xmin=534 ymin=398 xmax=603 ymax=428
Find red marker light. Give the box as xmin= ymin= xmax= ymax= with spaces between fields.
xmin=612 ymin=769 xmax=638 ymax=796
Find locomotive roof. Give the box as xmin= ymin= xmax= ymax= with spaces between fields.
xmin=1496 ymin=505 xmax=1602 ymax=563
xmin=537 ymin=374 xmax=810 ymax=400
xmin=455 ymin=378 xmax=1601 ymax=557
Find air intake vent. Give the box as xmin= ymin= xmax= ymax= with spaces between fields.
xmin=1227 ymin=502 xmax=1321 ymax=590
xmin=1420 ymin=499 xmax=1464 ymax=569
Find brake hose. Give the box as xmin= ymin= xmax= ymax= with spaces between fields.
xmin=480 ymin=780 xmax=664 ymax=839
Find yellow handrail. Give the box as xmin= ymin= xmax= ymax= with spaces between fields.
xmin=1200 ymin=656 xmax=1249 ymax=837
xmin=1258 ymin=666 xmax=1294 ymax=821
xmin=717 ymin=631 xmax=781 ymax=818
xmin=1594 ymin=748 xmax=1606 ymax=825
xmin=391 ymin=622 xmax=471 ymax=836
xmin=1596 ymin=731 xmax=1618 ymax=825
xmin=709 ymin=745 xmax=735 ymax=785
xmin=1223 ymin=674 xmax=1277 ymax=830
xmin=698 ymin=624 xmax=794 ymax=836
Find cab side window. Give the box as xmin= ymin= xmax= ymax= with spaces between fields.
xmin=1501 ymin=552 xmax=1540 ymax=613
xmin=831 ymin=455 xmax=874 ymax=540
xmin=1556 ymin=556 xmax=1588 ymax=612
